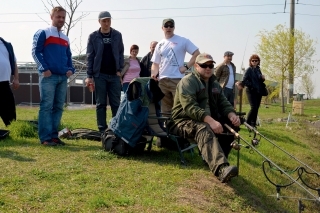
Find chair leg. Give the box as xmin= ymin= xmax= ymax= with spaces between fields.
xmin=236 ymin=137 xmax=240 ymax=176
xmin=147 ymin=136 xmax=154 ymax=152
xmin=169 ymin=135 xmax=187 ymax=165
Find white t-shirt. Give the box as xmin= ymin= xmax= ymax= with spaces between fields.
xmin=226 ymin=64 xmax=234 ymax=89
xmin=151 ymin=34 xmax=198 ymax=80
xmin=0 ymin=40 xmax=12 ymax=81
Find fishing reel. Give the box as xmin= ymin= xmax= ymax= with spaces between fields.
xmin=252 ymin=138 xmax=260 ymax=147
xmin=251 ymin=131 xmax=261 ymax=147
xmin=230 ymin=141 xmax=249 ymax=150
xmin=236 ymin=112 xmax=246 ymax=125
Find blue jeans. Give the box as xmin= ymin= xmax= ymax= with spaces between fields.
xmin=223 ymin=87 xmax=234 ymax=108
xmin=38 ymin=74 xmax=67 ymax=143
xmin=94 ymin=74 xmax=121 ymax=132
xmin=122 ymin=82 xmax=129 ymax=93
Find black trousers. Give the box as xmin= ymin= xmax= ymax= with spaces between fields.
xmin=246 ymin=88 xmax=262 ymax=127
xmin=0 ymin=81 xmax=16 ymax=126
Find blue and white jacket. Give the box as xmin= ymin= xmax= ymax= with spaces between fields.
xmin=32 ymin=26 xmax=75 ymax=75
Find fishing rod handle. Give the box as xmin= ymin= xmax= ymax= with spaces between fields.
xmin=224 ymin=124 xmax=239 ymax=138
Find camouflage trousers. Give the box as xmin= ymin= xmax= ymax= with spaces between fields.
xmin=172 ymin=119 xmax=235 ymax=175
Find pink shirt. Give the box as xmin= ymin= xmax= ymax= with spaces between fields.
xmin=123 ymin=59 xmax=140 ymax=83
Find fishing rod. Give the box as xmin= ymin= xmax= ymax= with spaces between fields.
xmin=225 ymin=123 xmax=320 ymax=211
xmin=243 ymin=121 xmax=320 ymax=176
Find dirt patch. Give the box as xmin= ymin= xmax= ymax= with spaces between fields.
xmin=176 ymin=173 xmax=239 ymax=213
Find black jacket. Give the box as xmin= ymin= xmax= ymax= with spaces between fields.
xmin=140 ymin=52 xmax=153 ymax=77
xmin=86 ymin=28 xmax=124 ymax=78
xmin=0 ymin=37 xmax=15 ymax=75
xmin=241 ymin=66 xmax=265 ymax=93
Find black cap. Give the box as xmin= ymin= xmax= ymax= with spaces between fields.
xmin=98 ymin=11 xmax=111 ymax=19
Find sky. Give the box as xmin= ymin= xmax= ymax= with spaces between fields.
xmin=1 ymin=0 xmax=319 ymax=98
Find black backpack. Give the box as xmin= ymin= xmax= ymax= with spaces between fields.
xmin=102 ymin=129 xmax=147 ymax=156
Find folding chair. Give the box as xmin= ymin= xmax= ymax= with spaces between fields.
xmin=167 ymin=133 xmax=198 ymax=165
xmin=142 ymin=101 xmax=167 ymax=152
xmin=142 ymin=99 xmax=198 ymax=165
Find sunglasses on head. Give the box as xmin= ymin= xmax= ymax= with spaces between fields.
xmin=251 ymin=60 xmax=259 ymax=62
xmin=164 ymin=24 xmax=174 ymax=28
xmin=198 ymin=63 xmax=214 ymax=69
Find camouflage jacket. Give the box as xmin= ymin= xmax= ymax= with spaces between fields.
xmin=214 ymin=62 xmax=236 ymax=88
xmin=167 ymin=71 xmax=235 ymax=131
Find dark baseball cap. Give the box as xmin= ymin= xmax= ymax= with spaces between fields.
xmin=98 ymin=11 xmax=111 ymax=20
xmin=162 ymin=18 xmax=175 ymax=26
xmin=224 ymin=51 xmax=234 ymax=56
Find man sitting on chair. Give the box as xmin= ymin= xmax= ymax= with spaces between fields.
xmin=167 ymin=53 xmax=240 ymax=183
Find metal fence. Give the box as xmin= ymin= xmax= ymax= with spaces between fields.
xmin=15 ymin=60 xmax=95 ymax=106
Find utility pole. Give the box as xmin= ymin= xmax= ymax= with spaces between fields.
xmin=288 ymin=0 xmax=295 ymax=103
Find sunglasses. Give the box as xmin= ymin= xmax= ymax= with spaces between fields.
xmin=251 ymin=60 xmax=259 ymax=62
xmin=164 ymin=25 xmax=174 ymax=28
xmin=198 ymin=63 xmax=214 ymax=69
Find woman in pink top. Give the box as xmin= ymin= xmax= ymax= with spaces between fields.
xmin=121 ymin=44 xmax=142 ymax=92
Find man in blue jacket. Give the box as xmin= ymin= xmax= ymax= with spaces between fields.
xmin=85 ymin=11 xmax=124 ymax=133
xmin=32 ymin=6 xmax=75 ymax=146
xmin=0 ymin=37 xmax=19 ymax=126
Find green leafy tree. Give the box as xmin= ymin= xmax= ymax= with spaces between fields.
xmin=256 ymin=24 xmax=317 ymax=112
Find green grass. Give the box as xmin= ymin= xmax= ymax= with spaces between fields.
xmin=0 ymin=100 xmax=319 ymax=212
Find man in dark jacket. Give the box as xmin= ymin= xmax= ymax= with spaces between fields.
xmin=140 ymin=41 xmax=157 ymax=77
xmin=0 ymin=37 xmax=19 ymax=126
xmin=85 ymin=11 xmax=124 ymax=133
xmin=168 ymin=53 xmax=240 ymax=183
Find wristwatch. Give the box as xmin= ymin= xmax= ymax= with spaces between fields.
xmin=184 ymin=64 xmax=189 ymax=70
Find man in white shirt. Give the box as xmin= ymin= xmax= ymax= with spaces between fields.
xmin=0 ymin=37 xmax=19 ymax=126
xmin=214 ymin=51 xmax=236 ymax=108
xmin=151 ymin=18 xmax=200 ymax=114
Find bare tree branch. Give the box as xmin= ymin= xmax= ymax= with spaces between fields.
xmin=35 ymin=13 xmax=50 ymax=25
xmin=40 ymin=0 xmax=89 ymax=36
xmin=298 ymin=74 xmax=315 ymax=99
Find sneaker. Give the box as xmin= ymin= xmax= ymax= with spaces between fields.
xmin=41 ymin=140 xmax=58 ymax=146
xmin=52 ymin=138 xmax=66 ymax=146
xmin=218 ymin=164 xmax=238 ymax=183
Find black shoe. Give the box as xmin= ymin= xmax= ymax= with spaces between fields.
xmin=218 ymin=164 xmax=238 ymax=183
xmin=52 ymin=138 xmax=66 ymax=146
xmin=41 ymin=140 xmax=58 ymax=146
